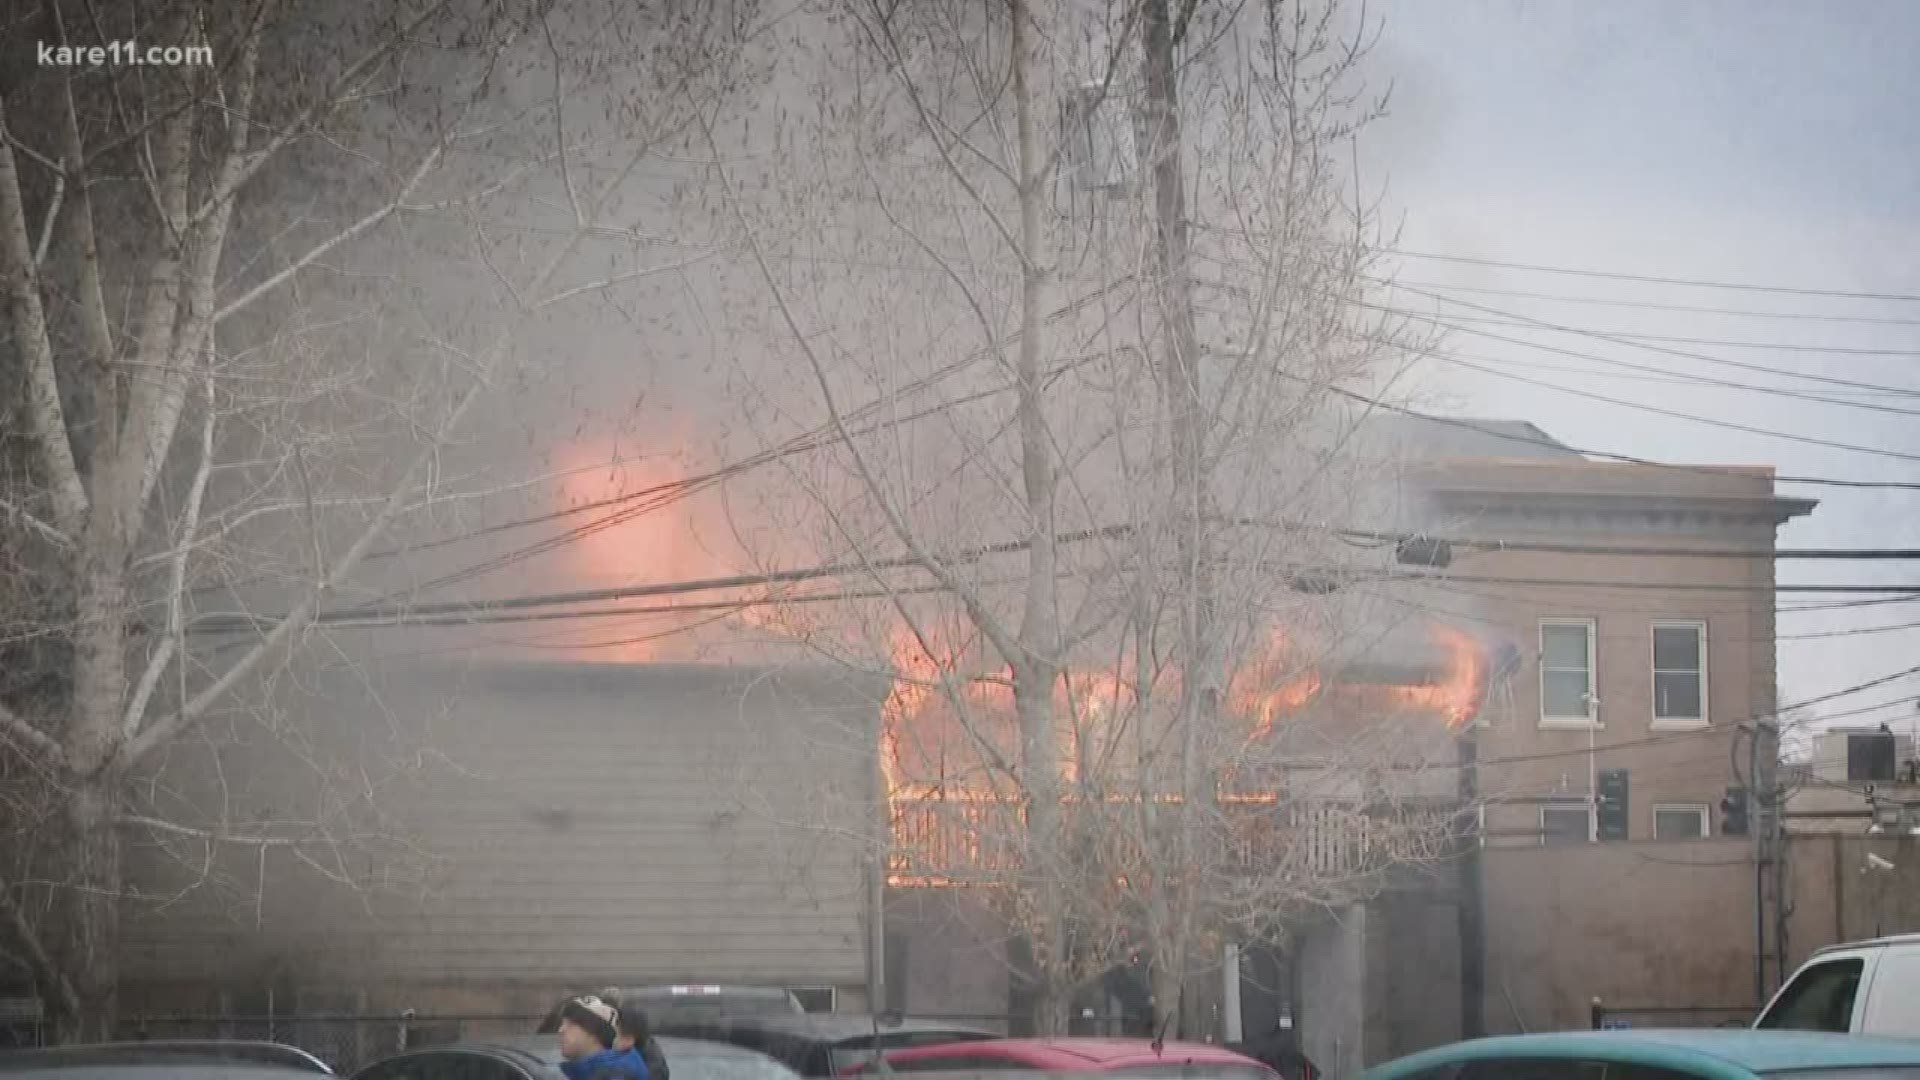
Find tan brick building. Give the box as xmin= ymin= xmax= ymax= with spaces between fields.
xmin=1288 ymin=416 xmax=1819 ymax=1074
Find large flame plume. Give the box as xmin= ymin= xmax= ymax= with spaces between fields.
xmin=544 ymin=440 xmax=1488 ymax=882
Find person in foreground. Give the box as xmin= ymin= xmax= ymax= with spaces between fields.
xmin=599 ymin=986 xmax=670 ymax=1080
xmin=556 ymin=994 xmax=651 ymax=1080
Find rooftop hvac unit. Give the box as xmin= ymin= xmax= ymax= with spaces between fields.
xmin=1812 ymin=729 xmax=1916 ymax=784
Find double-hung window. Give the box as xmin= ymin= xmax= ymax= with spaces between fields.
xmin=1540 ymin=619 xmax=1597 ymax=726
xmin=1652 ymin=620 xmax=1708 ymax=728
xmin=1653 ymin=804 xmax=1710 ymax=841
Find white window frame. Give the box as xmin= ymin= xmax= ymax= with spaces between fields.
xmin=1651 ymin=619 xmax=1709 ymax=730
xmin=1539 ymin=618 xmax=1600 ymax=729
xmin=1653 ymin=803 xmax=1712 ymax=841
xmin=1540 ymin=802 xmax=1594 ymax=847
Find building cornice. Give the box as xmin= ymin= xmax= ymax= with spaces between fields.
xmin=1418 ymin=487 xmax=1818 ymax=540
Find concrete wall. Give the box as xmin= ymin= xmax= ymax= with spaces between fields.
xmin=1785 ymin=833 xmax=1920 ymax=969
xmin=1297 ymin=906 xmax=1367 ymax=1080
xmin=884 ymin=888 xmax=1013 ymax=1025
xmin=1370 ymin=891 xmax=1461 ymax=1059
xmin=120 ymin=659 xmax=886 ymax=1011
xmin=1479 ymin=839 xmax=1759 ymax=1032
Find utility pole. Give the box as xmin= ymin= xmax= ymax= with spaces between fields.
xmin=1138 ymin=0 xmax=1212 ymax=1041
xmin=1748 ymin=723 xmax=1766 ymax=1003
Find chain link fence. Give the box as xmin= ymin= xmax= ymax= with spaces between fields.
xmin=122 ymin=1013 xmax=544 ymax=1074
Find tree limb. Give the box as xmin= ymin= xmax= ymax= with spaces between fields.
xmin=0 ymin=701 xmax=64 ymax=770
xmin=0 ymin=871 xmax=81 ymax=1023
xmin=0 ymin=99 xmax=89 ymax=535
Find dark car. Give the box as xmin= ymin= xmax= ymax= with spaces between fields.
xmin=354 ymin=1034 xmax=801 ymax=1080
xmin=0 ymin=1041 xmax=333 ymax=1075
xmin=650 ymin=1016 xmax=995 ymax=1078
xmin=539 ymin=987 xmax=806 ymax=1035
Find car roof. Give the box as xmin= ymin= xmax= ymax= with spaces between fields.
xmin=1365 ymin=1030 xmax=1920 ymax=1080
xmin=458 ymin=1033 xmax=801 ymax=1067
xmin=1814 ymin=933 xmax=1920 ymax=956
xmin=712 ymin=1017 xmax=992 ymax=1043
xmin=0 ymin=1042 xmax=331 ymax=1074
xmin=0 ymin=1060 xmax=316 ymax=1068
xmin=892 ymin=1039 xmax=1262 ymax=1067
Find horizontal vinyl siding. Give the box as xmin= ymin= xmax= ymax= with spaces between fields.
xmin=123 ymin=661 xmax=883 ymax=994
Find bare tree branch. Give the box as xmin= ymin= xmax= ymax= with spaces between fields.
xmin=0 ymin=99 xmax=90 ymax=535
xmin=0 ymin=701 xmax=66 ymax=768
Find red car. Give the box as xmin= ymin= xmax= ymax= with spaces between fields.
xmin=845 ymin=1037 xmax=1278 ymax=1079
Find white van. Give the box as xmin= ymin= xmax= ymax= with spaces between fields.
xmin=1755 ymin=933 xmax=1920 ymax=1036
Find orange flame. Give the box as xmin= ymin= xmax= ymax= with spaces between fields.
xmin=1227 ymin=626 xmax=1325 ymax=740
xmin=1379 ymin=625 xmax=1488 ymax=730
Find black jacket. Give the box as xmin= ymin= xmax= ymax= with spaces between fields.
xmin=642 ymin=1036 xmax=669 ymax=1080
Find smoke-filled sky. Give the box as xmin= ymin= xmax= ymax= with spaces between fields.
xmin=1361 ymin=0 xmax=1920 ymax=732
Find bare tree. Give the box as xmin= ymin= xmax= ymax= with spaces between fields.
xmin=0 ymin=0 xmax=760 ymax=1039
xmin=698 ymin=0 xmax=1453 ymax=1036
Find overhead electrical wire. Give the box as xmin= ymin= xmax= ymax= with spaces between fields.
xmin=1363 ymin=279 xmax=1920 ymax=400
xmin=1382 ymin=280 xmax=1920 ymax=328
xmin=1372 ymin=246 xmax=1920 ymax=303
xmin=189 ymin=520 xmax=1920 ymax=638
xmin=1403 ymin=311 xmax=1920 ymax=358
xmin=1198 ymin=269 xmax=1920 ymax=410
xmin=1422 ymin=351 xmax=1920 ymax=465
xmin=1266 ymin=362 xmax=1920 ymax=492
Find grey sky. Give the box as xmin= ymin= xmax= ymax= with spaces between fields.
xmin=1362 ymin=1 xmax=1920 ymax=729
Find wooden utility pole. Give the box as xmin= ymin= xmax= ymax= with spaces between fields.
xmin=1139 ymin=0 xmax=1214 ymax=1039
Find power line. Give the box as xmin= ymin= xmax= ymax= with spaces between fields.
xmin=1407 ymin=571 xmax=1916 ymax=596
xmin=1421 ymin=352 xmax=1920 ymax=465
xmin=1272 ymin=371 xmax=1920 ymax=492
xmin=1409 ymin=311 xmax=1920 ymax=358
xmin=342 ymin=283 xmax=1138 ymax=603
xmin=1376 ymin=247 xmax=1920 ymax=303
xmin=1385 ymin=280 xmax=1920 ymax=328
xmin=1338 ymin=529 xmax=1920 ymax=561
xmin=1198 ymin=284 xmax=1920 ymax=420
xmin=1364 ymin=281 xmax=1920 ymax=400
xmin=1458 ymin=669 xmax=1920 ymax=774
xmin=1449 ymin=352 xmax=1914 ymax=401
xmin=1780 ymin=618 xmax=1920 ymax=641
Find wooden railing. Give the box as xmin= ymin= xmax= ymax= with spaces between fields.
xmin=887 ymin=793 xmax=1452 ymax=886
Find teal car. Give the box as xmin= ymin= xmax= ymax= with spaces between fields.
xmin=1361 ymin=1031 xmax=1920 ymax=1080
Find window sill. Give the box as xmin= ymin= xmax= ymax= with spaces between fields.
xmin=1539 ymin=717 xmax=1602 ymax=730
xmin=1651 ymin=718 xmax=1710 ymax=732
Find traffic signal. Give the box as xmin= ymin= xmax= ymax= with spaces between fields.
xmin=1597 ymin=769 xmax=1629 ymax=841
xmin=1720 ymin=786 xmax=1749 ymax=836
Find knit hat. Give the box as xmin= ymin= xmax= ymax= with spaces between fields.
xmin=598 ymin=988 xmax=651 ymax=1042
xmin=560 ymin=995 xmax=621 ymax=1049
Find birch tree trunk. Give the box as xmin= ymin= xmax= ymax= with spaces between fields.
xmin=0 ymin=0 xmax=760 ymax=1039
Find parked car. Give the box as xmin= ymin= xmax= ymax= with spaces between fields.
xmin=651 ymin=1016 xmax=995 ymax=1077
xmin=0 ymin=1040 xmax=333 ymax=1075
xmin=1756 ymin=933 xmax=1920 ymax=1036
xmin=538 ymin=987 xmax=807 ymax=1034
xmin=1361 ymin=1030 xmax=1920 ymax=1080
xmin=354 ymin=1034 xmax=801 ymax=1080
xmin=847 ymin=1038 xmax=1277 ymax=1079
